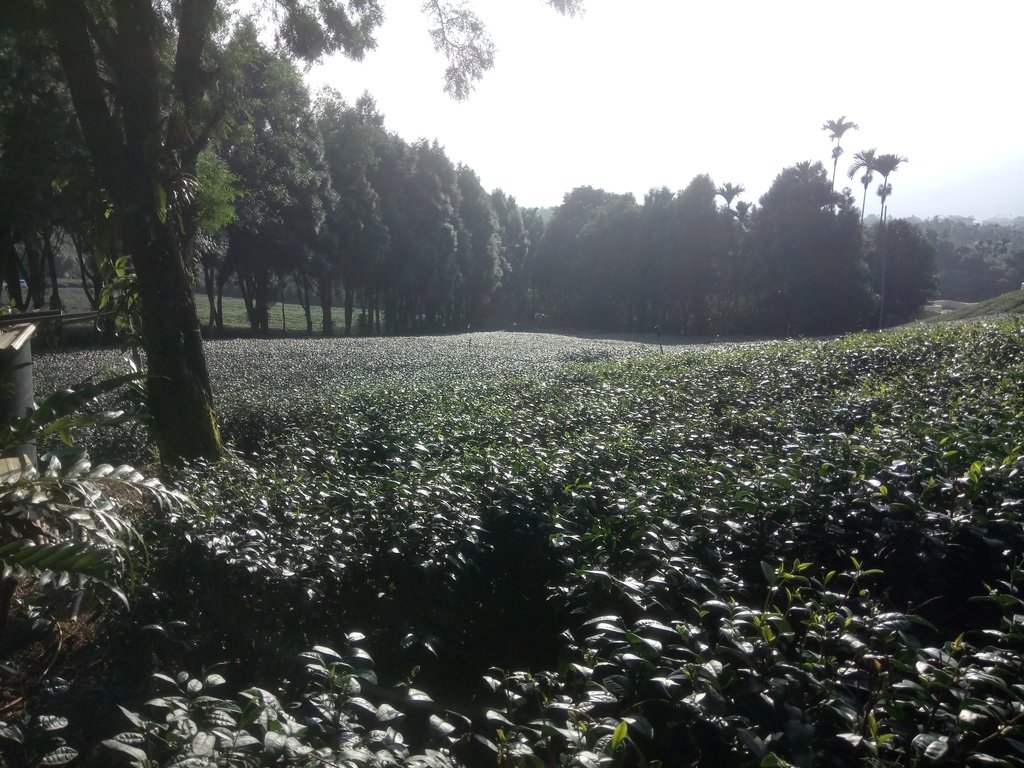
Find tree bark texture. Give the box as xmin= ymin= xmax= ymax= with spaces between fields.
xmin=47 ymin=0 xmax=223 ymax=463
xmin=318 ymin=273 xmax=334 ymax=336
xmin=125 ymin=215 xmax=222 ymax=462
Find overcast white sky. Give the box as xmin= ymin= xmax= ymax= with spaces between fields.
xmin=305 ymin=0 xmax=1024 ymax=220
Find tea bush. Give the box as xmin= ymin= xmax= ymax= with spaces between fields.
xmin=8 ymin=320 xmax=1024 ymax=766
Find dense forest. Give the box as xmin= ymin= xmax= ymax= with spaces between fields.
xmin=5 ymin=8 xmax=1020 ymax=345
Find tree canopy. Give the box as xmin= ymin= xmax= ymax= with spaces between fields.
xmin=0 ymin=0 xmax=584 ymax=464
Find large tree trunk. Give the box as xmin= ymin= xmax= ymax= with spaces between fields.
xmin=73 ymin=233 xmax=100 ymax=310
xmin=279 ymin=281 xmax=286 ymax=335
xmin=238 ymin=274 xmax=261 ymax=333
xmin=126 ymin=215 xmax=222 ymax=464
xmin=24 ymin=234 xmax=46 ymax=309
xmin=1 ymin=228 xmax=25 ymax=312
xmin=344 ymin=283 xmax=354 ymax=336
xmin=203 ymin=261 xmax=218 ymax=329
xmin=318 ymin=272 xmax=334 ymax=336
xmin=254 ymin=274 xmax=270 ymax=335
xmin=215 ymin=277 xmax=226 ymax=333
xmin=47 ymin=0 xmax=223 ymax=465
xmin=44 ymin=229 xmax=63 ymax=311
xmin=300 ymin=274 xmax=313 ymax=336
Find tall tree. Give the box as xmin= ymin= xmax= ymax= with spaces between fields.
xmin=674 ymin=174 xmax=725 ymax=336
xmin=368 ymin=134 xmax=416 ymax=334
xmin=749 ymin=160 xmax=871 ymax=335
xmin=406 ymin=140 xmax=460 ymax=330
xmin=10 ymin=0 xmax=580 ymax=464
xmin=822 ymin=116 xmax=858 ymax=191
xmin=872 ymin=219 xmax=937 ymax=323
xmin=873 ymin=153 xmax=908 ymax=327
xmin=317 ymin=90 xmax=388 ymax=335
xmin=715 ymin=182 xmax=745 ymax=210
xmin=454 ymin=165 xmax=502 ymax=327
xmin=635 ymin=187 xmax=678 ymax=331
xmin=520 ymin=207 xmax=547 ymax=320
xmin=846 ymin=148 xmax=877 ymax=225
xmin=193 ymin=151 xmax=240 ymax=330
xmin=219 ymin=25 xmax=333 ymax=336
xmin=488 ymin=190 xmax=532 ymax=325
xmin=573 ymin=194 xmax=639 ymax=329
xmin=534 ymin=186 xmax=626 ymax=324
xmin=873 ymin=153 xmax=908 ymax=224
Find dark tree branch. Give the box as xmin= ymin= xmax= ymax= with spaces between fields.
xmin=168 ymin=0 xmax=218 ymax=165
xmin=545 ymin=0 xmax=584 ymax=15
xmin=421 ymin=0 xmax=495 ymax=99
xmin=44 ymin=0 xmax=127 ymax=199
xmin=174 ymin=0 xmax=216 ymax=106
xmin=111 ymin=0 xmax=163 ymax=178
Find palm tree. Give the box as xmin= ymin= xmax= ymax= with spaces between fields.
xmin=716 ymin=182 xmax=745 ymax=210
xmin=734 ymin=200 xmax=752 ymax=229
xmin=873 ymin=153 xmax=908 ymax=224
xmin=846 ymin=148 xmax=877 ymax=225
xmin=822 ymin=116 xmax=858 ymax=190
xmin=872 ymin=153 xmax=908 ymax=329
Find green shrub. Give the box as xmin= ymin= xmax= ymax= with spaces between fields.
xmin=14 ymin=319 xmax=1024 ymax=766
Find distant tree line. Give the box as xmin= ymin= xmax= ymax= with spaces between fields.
xmin=913 ymin=216 xmax=1024 ymax=302
xmin=1 ymin=28 xmax=953 ymax=341
xmin=532 ymin=164 xmax=936 ymax=337
xmin=0 ymin=19 xmax=546 ymax=338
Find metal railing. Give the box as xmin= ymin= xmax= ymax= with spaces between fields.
xmin=0 ymin=309 xmax=113 ymax=329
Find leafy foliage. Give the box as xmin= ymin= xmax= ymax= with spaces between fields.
xmin=0 ymin=370 xmax=143 ymax=458
xmin=0 ymin=376 xmax=192 ymax=637
xmin=18 ymin=318 xmax=1024 ymax=766
xmin=0 ymin=375 xmax=195 ymax=768
xmin=923 ymin=216 xmax=1024 ymax=302
xmin=101 ymin=644 xmax=461 ymax=768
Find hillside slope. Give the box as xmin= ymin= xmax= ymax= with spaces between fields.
xmin=925 ymin=288 xmax=1024 ymax=322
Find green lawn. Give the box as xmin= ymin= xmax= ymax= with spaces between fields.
xmin=199 ymin=292 xmax=373 ymax=335
xmin=44 ymin=278 xmax=364 ymax=334
xmin=44 ymin=279 xmax=1024 ymax=336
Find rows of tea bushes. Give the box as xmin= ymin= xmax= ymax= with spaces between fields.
xmin=10 ymin=319 xmax=1024 ymax=766
xmin=30 ymin=332 xmax=662 ymax=465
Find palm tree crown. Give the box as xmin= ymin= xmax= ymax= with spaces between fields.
xmin=873 ymin=153 xmax=908 ymax=221
xmin=822 ymin=116 xmax=858 ymax=190
xmin=847 ymin=148 xmax=877 ymax=225
xmin=872 ymin=153 xmax=907 ymax=331
xmin=873 ymin=153 xmax=907 ymax=180
xmin=822 ymin=116 xmax=859 ymax=142
xmin=715 ymin=182 xmax=745 ymax=209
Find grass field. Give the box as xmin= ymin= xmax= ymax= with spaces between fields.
xmin=23 ymin=279 xmax=1024 ymax=340
xmin=195 ymin=287 xmax=376 ymax=335
xmin=28 ymin=278 xmax=362 ymax=335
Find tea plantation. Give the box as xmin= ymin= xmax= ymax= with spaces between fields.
xmin=4 ymin=320 xmax=1024 ymax=767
